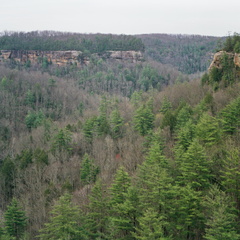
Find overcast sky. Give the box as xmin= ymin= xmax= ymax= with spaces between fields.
xmin=1 ymin=0 xmax=239 ymax=36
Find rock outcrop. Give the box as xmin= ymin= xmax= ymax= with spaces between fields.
xmin=102 ymin=51 xmax=143 ymax=63
xmin=209 ymin=51 xmax=240 ymax=70
xmin=0 ymin=50 xmax=143 ymax=67
xmin=234 ymin=53 xmax=240 ymax=67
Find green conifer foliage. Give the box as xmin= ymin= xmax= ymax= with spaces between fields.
xmin=39 ymin=194 xmax=86 ymax=240
xmin=203 ymin=185 xmax=239 ymax=240
xmin=175 ymin=104 xmax=192 ymax=131
xmin=178 ymin=140 xmax=212 ymax=191
xmin=133 ymin=208 xmax=170 ymax=240
xmin=133 ymin=100 xmax=154 ymax=136
xmin=110 ymin=109 xmax=124 ymax=139
xmin=208 ymin=67 xmax=222 ymax=90
xmin=17 ymin=149 xmax=33 ymax=169
xmin=108 ymin=167 xmax=133 ymax=239
xmin=201 ymin=72 xmax=210 ymax=85
xmin=0 ymin=227 xmax=4 ymax=239
xmin=0 ymin=157 xmax=16 ymax=200
xmin=83 ymin=116 xmax=98 ymax=142
xmin=110 ymin=167 xmax=131 ymax=206
xmin=33 ymin=148 xmax=49 ymax=166
xmin=234 ymin=41 xmax=240 ymax=53
xmin=220 ymin=96 xmax=240 ymax=134
xmin=95 ymin=96 xmax=110 ymax=136
xmin=120 ymin=186 xmax=141 ymax=236
xmin=146 ymin=136 xmax=167 ymax=169
xmin=130 ymin=91 xmax=143 ymax=107
xmin=175 ymin=119 xmax=196 ymax=154
xmin=168 ymin=185 xmax=204 ymax=239
xmin=24 ymin=89 xmax=36 ymax=108
xmin=137 ymin=148 xmax=172 ymax=221
xmin=221 ymin=53 xmax=235 ymax=87
xmin=51 ymin=127 xmax=72 ymax=154
xmin=85 ymin=180 xmax=109 ymax=239
xmin=80 ymin=153 xmax=99 ymax=186
xmin=25 ymin=110 xmax=45 ymax=130
xmin=160 ymin=110 xmax=176 ymax=134
xmin=160 ymin=96 xmax=172 ymax=114
xmin=221 ymin=148 xmax=240 ymax=210
xmin=140 ymin=65 xmax=164 ymax=90
xmin=4 ymin=198 xmax=27 ymax=240
xmin=195 ymin=113 xmax=222 ymax=146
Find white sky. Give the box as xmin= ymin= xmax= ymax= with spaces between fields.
xmin=1 ymin=0 xmax=239 ymax=36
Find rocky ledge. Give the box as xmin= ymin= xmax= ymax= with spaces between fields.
xmin=0 ymin=50 xmax=143 ymax=67
xmin=209 ymin=51 xmax=240 ymax=70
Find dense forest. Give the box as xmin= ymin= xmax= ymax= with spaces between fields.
xmin=139 ymin=34 xmax=222 ymax=74
xmin=0 ymin=31 xmax=224 ymax=74
xmin=0 ymin=31 xmax=145 ymax=53
xmin=1 ymin=32 xmax=240 ymax=240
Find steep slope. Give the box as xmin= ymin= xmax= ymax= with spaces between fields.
xmin=1 ymin=32 xmax=240 ymax=240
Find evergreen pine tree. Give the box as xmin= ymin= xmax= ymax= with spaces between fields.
xmin=85 ymin=180 xmax=109 ymax=239
xmin=95 ymin=96 xmax=110 ymax=136
xmin=80 ymin=153 xmax=99 ymax=186
xmin=83 ymin=116 xmax=97 ymax=142
xmin=203 ymin=185 xmax=239 ymax=240
xmin=137 ymin=146 xmax=173 ymax=236
xmin=146 ymin=134 xmax=167 ymax=169
xmin=175 ymin=119 xmax=196 ymax=153
xmin=221 ymin=52 xmax=235 ymax=87
xmin=195 ymin=113 xmax=222 ymax=146
xmin=133 ymin=100 xmax=154 ymax=136
xmin=160 ymin=96 xmax=172 ymax=114
xmin=221 ymin=148 xmax=240 ymax=210
xmin=175 ymin=104 xmax=192 ymax=131
xmin=110 ymin=109 xmax=124 ymax=139
xmin=4 ymin=198 xmax=27 ymax=240
xmin=133 ymin=208 xmax=170 ymax=240
xmin=39 ymin=193 xmax=86 ymax=240
xmin=108 ymin=167 xmax=133 ymax=239
xmin=160 ymin=109 xmax=176 ymax=134
xmin=51 ymin=127 xmax=72 ymax=154
xmin=167 ymin=184 xmax=204 ymax=239
xmin=0 ymin=157 xmax=16 ymax=201
xmin=120 ymin=186 xmax=141 ymax=237
xmin=220 ymin=96 xmax=240 ymax=134
xmin=178 ymin=139 xmax=212 ymax=191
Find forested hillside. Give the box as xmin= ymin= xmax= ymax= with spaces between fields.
xmin=0 ymin=31 xmax=145 ymax=53
xmin=0 ymin=31 xmax=222 ymax=74
xmin=1 ymin=32 xmax=240 ymax=240
xmin=139 ymin=34 xmax=222 ymax=74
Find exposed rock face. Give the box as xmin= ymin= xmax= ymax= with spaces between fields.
xmin=104 ymin=51 xmax=143 ymax=63
xmin=209 ymin=51 xmax=240 ymax=70
xmin=234 ymin=53 xmax=240 ymax=67
xmin=0 ymin=50 xmax=85 ymax=66
xmin=0 ymin=50 xmax=143 ymax=67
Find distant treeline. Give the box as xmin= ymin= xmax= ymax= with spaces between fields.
xmin=138 ymin=34 xmax=222 ymax=74
xmin=0 ymin=31 xmax=145 ymax=53
xmin=222 ymin=33 xmax=240 ymax=53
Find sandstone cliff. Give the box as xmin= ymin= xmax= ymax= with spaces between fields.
xmin=0 ymin=50 xmax=143 ymax=67
xmin=209 ymin=51 xmax=240 ymax=70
